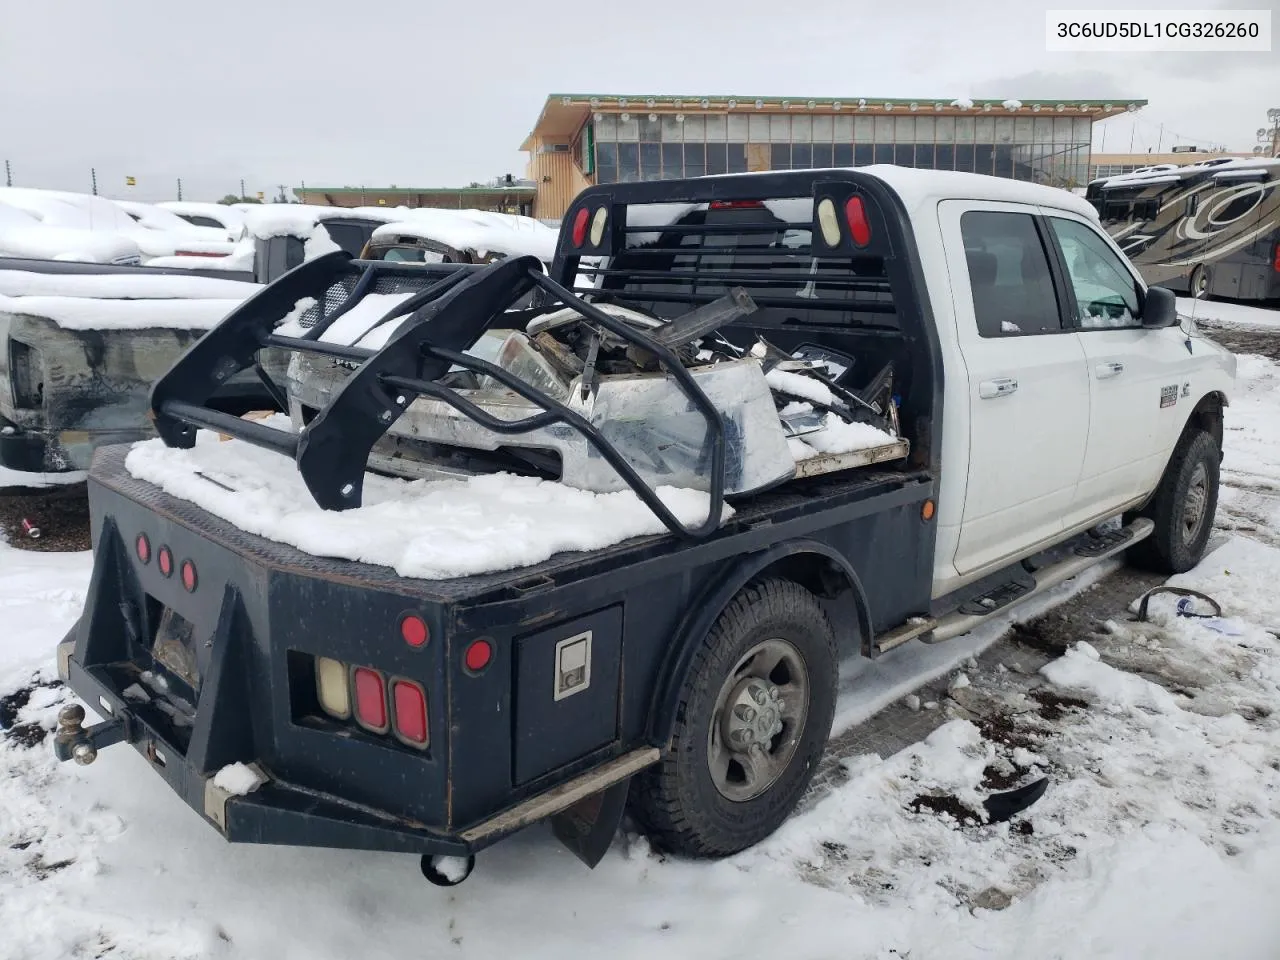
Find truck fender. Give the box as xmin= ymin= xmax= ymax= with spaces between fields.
xmin=645 ymin=538 xmax=872 ymax=748
xmin=1134 ymin=390 xmax=1227 ymax=512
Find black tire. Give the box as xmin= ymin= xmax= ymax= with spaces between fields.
xmin=1127 ymin=428 xmax=1220 ymax=574
xmin=629 ymin=578 xmax=837 ymax=858
xmin=1190 ymin=264 xmax=1210 ymax=300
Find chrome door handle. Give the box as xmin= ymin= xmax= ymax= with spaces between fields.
xmin=978 ymin=377 xmax=1018 ymax=399
xmin=1095 ymin=361 xmax=1125 ymax=379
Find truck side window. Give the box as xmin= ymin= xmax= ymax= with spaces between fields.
xmin=959 ymin=211 xmax=1061 ymax=338
xmin=1047 ymin=218 xmax=1141 ymax=329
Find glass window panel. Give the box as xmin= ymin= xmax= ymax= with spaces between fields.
xmin=1074 ymin=117 xmax=1092 ymax=142
xmin=935 ymin=144 xmax=955 ymax=170
xmin=995 ymin=117 xmax=1014 ymax=142
xmin=915 ymin=116 xmax=935 ymax=141
xmin=935 ymin=117 xmax=955 ymax=142
xmin=595 ymin=114 xmax=617 ymax=140
xmin=770 ymin=114 xmax=790 ymax=142
xmin=770 ymin=142 xmax=791 ymax=169
xmin=833 ymin=115 xmax=854 ymax=140
xmin=1053 ymin=116 xmax=1073 ymax=144
xmin=792 ymin=143 xmax=812 ymax=168
xmin=1033 ymin=117 xmax=1053 ymax=143
xmin=974 ymin=144 xmax=995 ymax=176
xmin=854 ymin=116 xmax=874 ymax=142
xmin=639 ymin=115 xmax=661 ymax=142
xmin=791 ymin=115 xmax=812 ymax=141
xmin=706 ymin=114 xmax=727 ymax=141
xmin=959 ymin=211 xmax=1063 ymax=337
xmin=618 ymin=114 xmax=639 ymax=140
xmin=954 ymin=144 xmax=976 ymax=172
xmin=956 ymin=117 xmax=975 ymax=142
xmin=727 ymin=114 xmax=748 ymax=140
xmin=811 ymin=143 xmax=833 ymax=168
xmin=662 ymin=143 xmax=683 ymax=178
xmin=596 ymin=142 xmax=617 ymax=166
xmin=1014 ymin=117 xmax=1034 ymax=142
xmin=618 ymin=142 xmax=639 ymax=182
xmin=684 ymin=142 xmax=705 ymax=178
xmin=854 ymin=144 xmax=875 ymax=165
xmin=874 ymin=116 xmax=894 ymax=141
xmin=661 ymin=115 xmax=683 ymax=142
xmin=833 ymin=143 xmax=853 ymax=166
xmin=894 ymin=143 xmax=915 ymax=166
xmin=975 ymin=116 xmax=995 ymax=140
xmin=596 ymin=164 xmax=616 ymax=184
xmin=994 ymin=144 xmax=1014 ymax=178
xmin=727 ymin=142 xmax=746 ymax=173
xmin=640 ymin=142 xmax=662 ymax=179
xmin=813 ymin=115 xmax=833 ymax=141
xmin=683 ymin=115 xmax=705 ymax=140
xmin=894 ymin=116 xmax=915 ymax=141
xmin=874 ymin=143 xmax=895 ymax=163
xmin=705 ymin=142 xmax=727 ymax=174
xmin=748 ymin=113 xmax=770 ymax=141
xmin=915 ymin=143 xmax=935 ymax=168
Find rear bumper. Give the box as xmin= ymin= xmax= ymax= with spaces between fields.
xmin=0 ymin=426 xmax=48 ymax=472
xmin=56 ymin=636 xmax=473 ymax=857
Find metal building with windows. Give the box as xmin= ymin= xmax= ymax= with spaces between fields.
xmin=522 ymin=94 xmax=1146 ymax=219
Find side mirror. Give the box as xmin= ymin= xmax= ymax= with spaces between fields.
xmin=1141 ymin=284 xmax=1179 ymax=329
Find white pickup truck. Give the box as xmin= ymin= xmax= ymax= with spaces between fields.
xmin=55 ymin=166 xmax=1236 ymax=884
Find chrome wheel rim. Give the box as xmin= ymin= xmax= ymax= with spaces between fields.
xmin=1182 ymin=462 xmax=1209 ymax=544
xmin=707 ymin=638 xmax=809 ymax=803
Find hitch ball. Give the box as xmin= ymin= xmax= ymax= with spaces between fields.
xmin=55 ymin=703 xmax=97 ymax=765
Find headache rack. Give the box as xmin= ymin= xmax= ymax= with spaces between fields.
xmin=149 ymin=174 xmax=905 ymax=541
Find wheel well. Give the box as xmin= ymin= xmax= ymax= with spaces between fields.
xmin=1187 ymin=392 xmax=1225 ymax=452
xmin=749 ymin=552 xmax=870 ymax=657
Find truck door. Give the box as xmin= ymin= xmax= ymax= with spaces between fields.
xmin=1042 ymin=211 xmax=1200 ymax=522
xmin=939 ymin=201 xmax=1091 ymax=577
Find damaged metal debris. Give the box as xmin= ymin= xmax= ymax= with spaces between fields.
xmin=287 ymin=286 xmax=909 ymax=498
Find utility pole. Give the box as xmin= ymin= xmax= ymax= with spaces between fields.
xmin=91 ymin=167 xmax=98 ymax=196
xmin=3 ymin=160 xmax=10 ymax=187
xmin=240 ymin=178 xmax=246 ymax=199
xmin=1255 ymin=110 xmax=1280 ymax=158
xmin=177 ymin=178 xmax=183 ymax=201
xmin=1157 ymin=123 xmax=1164 ymax=153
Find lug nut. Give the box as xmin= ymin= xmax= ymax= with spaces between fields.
xmin=752 ymin=687 xmax=767 ymax=705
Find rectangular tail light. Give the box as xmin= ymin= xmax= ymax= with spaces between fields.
xmin=315 ymin=657 xmax=350 ymax=719
xmin=352 ymin=667 xmax=388 ymax=733
xmin=391 ymin=679 xmax=429 ymax=748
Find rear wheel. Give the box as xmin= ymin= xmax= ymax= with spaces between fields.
xmin=1127 ymin=428 xmax=1220 ymax=574
xmin=629 ymin=578 xmax=837 ymax=858
xmin=1190 ymin=264 xmax=1211 ymax=299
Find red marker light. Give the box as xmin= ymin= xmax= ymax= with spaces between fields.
xmin=845 ymin=196 xmax=872 ymax=247
xmin=464 ymin=639 xmax=492 ymax=673
xmin=400 ymin=614 xmax=429 ymax=648
xmin=157 ymin=546 xmax=173 ymax=578
xmin=571 ymin=207 xmax=590 ymax=247
xmin=180 ymin=560 xmax=198 ymax=593
xmin=136 ymin=534 xmax=151 ymax=564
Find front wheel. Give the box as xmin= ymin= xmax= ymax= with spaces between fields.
xmin=1190 ymin=264 xmax=1211 ymax=300
xmin=1127 ymin=428 xmax=1220 ymax=574
xmin=629 ymin=578 xmax=838 ymax=858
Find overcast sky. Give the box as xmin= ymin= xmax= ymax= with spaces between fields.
xmin=1 ymin=0 xmax=1275 ymax=203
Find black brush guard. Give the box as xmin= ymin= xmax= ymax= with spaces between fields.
xmin=149 ymin=251 xmax=727 ymax=539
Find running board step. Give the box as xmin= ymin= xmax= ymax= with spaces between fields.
xmin=957 ymin=571 xmax=1035 ymax=616
xmin=875 ymin=617 xmax=939 ymax=654
xmin=1074 ymin=524 xmax=1137 ymax=558
xmin=916 ymin=517 xmax=1154 ymax=646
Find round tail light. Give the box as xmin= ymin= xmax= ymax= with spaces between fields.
xmin=571 ymin=207 xmax=590 ymax=247
xmin=157 ymin=546 xmax=173 ymax=578
xmin=400 ymin=614 xmax=429 ymax=648
xmin=464 ymin=639 xmax=493 ymax=674
xmin=181 ymin=560 xmax=198 ymax=593
xmin=136 ymin=534 xmax=151 ymax=564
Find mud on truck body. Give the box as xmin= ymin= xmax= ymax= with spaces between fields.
xmin=53 ymin=168 xmax=1234 ymax=883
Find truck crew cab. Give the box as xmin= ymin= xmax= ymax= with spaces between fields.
xmin=53 ymin=168 xmax=1235 ymax=883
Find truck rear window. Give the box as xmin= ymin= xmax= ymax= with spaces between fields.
xmin=586 ymin=199 xmax=898 ymax=329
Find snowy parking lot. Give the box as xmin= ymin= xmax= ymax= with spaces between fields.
xmin=2 ymin=300 xmax=1280 ymax=960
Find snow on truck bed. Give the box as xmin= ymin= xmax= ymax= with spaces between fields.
xmin=124 ymin=421 xmax=731 ymax=580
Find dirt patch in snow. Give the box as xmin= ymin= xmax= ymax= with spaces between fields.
xmin=0 ymin=484 xmax=91 ymax=552
xmin=0 ymin=679 xmax=64 ymax=747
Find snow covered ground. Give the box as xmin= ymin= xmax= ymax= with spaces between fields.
xmin=2 ymin=304 xmax=1280 ymax=959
